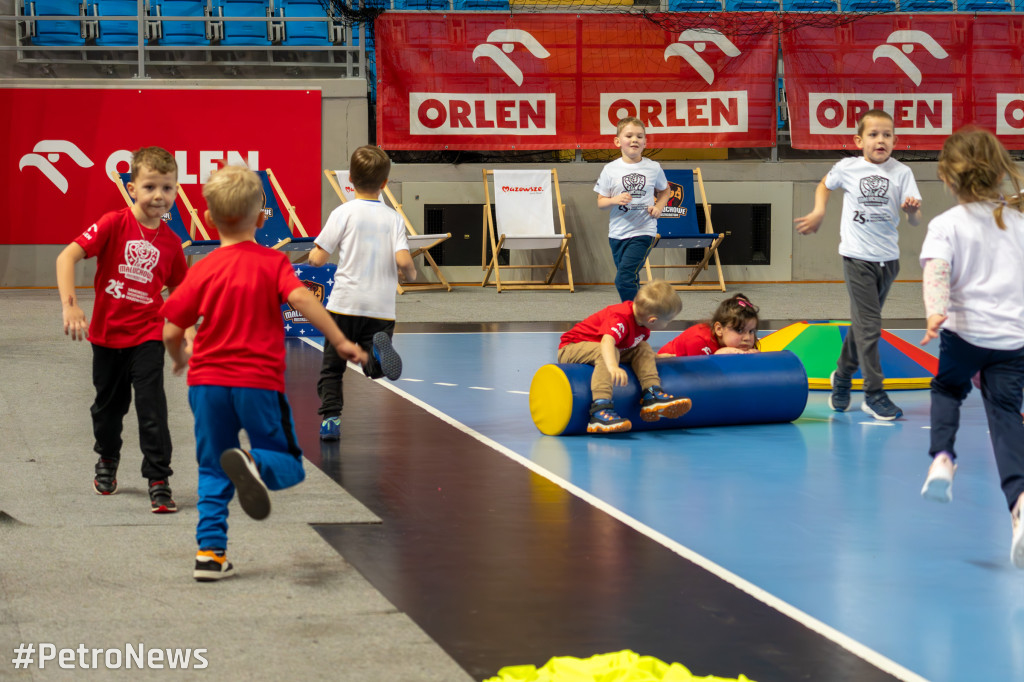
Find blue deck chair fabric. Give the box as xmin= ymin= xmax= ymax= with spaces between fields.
xmin=667 ymin=0 xmax=723 ymax=9
xmin=281 ymin=263 xmax=335 ymax=337
xmin=92 ymin=0 xmax=147 ymax=46
xmin=956 ymin=0 xmax=1012 ymax=9
xmin=116 ymin=172 xmax=220 ymax=256
xmin=725 ymin=0 xmax=781 ymax=9
xmin=153 ymin=0 xmax=209 ymax=45
xmin=215 ymin=0 xmax=270 ymax=46
xmin=28 ymin=0 xmax=87 ymax=45
xmin=255 ymin=170 xmax=316 ymax=253
xmin=898 ymin=0 xmax=953 ymax=9
xmin=782 ymin=0 xmax=837 ymax=9
xmin=276 ymin=0 xmax=331 ymax=46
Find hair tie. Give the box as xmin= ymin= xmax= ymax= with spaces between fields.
xmin=736 ymin=299 xmax=750 ymax=307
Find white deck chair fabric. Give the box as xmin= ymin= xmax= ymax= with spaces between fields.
xmin=492 ymin=170 xmax=566 ymax=250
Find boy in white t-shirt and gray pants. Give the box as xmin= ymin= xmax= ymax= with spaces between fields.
xmin=795 ymin=109 xmax=922 ymax=421
xmin=595 ymin=117 xmax=673 ymax=302
xmin=309 ymin=145 xmax=416 ymax=441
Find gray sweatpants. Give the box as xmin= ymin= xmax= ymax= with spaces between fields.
xmin=837 ymin=256 xmax=899 ymax=394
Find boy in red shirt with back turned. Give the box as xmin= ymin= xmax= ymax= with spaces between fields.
xmin=161 ymin=166 xmax=369 ymax=582
xmin=558 ymin=280 xmax=692 ymax=434
xmin=56 ymin=146 xmax=188 ymax=513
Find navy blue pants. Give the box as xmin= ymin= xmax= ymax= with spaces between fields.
xmin=930 ymin=330 xmax=1024 ymax=511
xmin=609 ymin=235 xmax=655 ymax=302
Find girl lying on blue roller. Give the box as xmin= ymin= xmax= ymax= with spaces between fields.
xmin=659 ymin=294 xmax=761 ymax=357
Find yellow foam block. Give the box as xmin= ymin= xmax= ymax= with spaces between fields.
xmin=484 ymin=650 xmax=757 ymax=681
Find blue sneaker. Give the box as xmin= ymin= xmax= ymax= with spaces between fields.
xmin=320 ymin=416 xmax=341 ymax=441
xmin=639 ymin=386 xmax=692 ymax=422
xmin=587 ymin=400 xmax=631 ymax=434
xmin=828 ymin=370 xmax=851 ymax=412
xmin=861 ymin=391 xmax=903 ymax=421
xmin=371 ymin=332 xmax=402 ymax=381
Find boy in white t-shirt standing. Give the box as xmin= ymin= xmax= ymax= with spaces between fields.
xmin=795 ymin=109 xmax=922 ymax=421
xmin=309 ymin=146 xmax=416 ymax=440
xmin=595 ymin=117 xmax=673 ymax=302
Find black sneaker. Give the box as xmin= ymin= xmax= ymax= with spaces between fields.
xmin=829 ymin=370 xmax=852 ymax=412
xmin=93 ymin=458 xmax=118 ymax=495
xmin=371 ymin=331 xmax=402 ymax=381
xmin=587 ymin=399 xmax=632 ymax=434
xmin=148 ymin=480 xmax=178 ymax=514
xmin=861 ymin=391 xmax=903 ymax=421
xmin=639 ymin=386 xmax=692 ymax=422
xmin=220 ymin=448 xmax=271 ymax=520
xmin=194 ymin=549 xmax=235 ymax=582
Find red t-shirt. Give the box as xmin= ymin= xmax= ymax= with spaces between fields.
xmin=160 ymin=242 xmax=304 ymax=392
xmin=659 ymin=323 xmax=720 ymax=356
xmin=559 ymin=301 xmax=650 ymax=350
xmin=74 ymin=207 xmax=187 ymax=349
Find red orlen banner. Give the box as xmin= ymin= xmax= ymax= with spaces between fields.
xmin=0 ymin=88 xmax=321 ymax=245
xmin=376 ymin=13 xmax=778 ymax=150
xmin=782 ymin=15 xmax=1024 ymax=150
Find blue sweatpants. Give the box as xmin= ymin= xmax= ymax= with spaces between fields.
xmin=609 ymin=235 xmax=656 ymax=302
xmin=188 ymin=385 xmax=306 ymax=550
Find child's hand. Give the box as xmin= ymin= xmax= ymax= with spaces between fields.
xmin=920 ymin=313 xmax=946 ymax=346
xmin=714 ymin=347 xmax=746 ymax=355
xmin=62 ymin=305 xmax=88 ymax=341
xmin=902 ymin=196 xmax=921 ymax=214
xmin=647 ymin=205 xmax=664 ymax=219
xmin=337 ymin=339 xmax=368 ymax=365
xmin=613 ymin=192 xmax=632 ymax=206
xmin=794 ymin=210 xmax=824 ymax=235
xmin=610 ymin=366 xmax=628 ymax=387
xmin=171 ymin=357 xmax=189 ymax=376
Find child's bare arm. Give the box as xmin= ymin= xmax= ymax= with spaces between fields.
xmin=56 ymin=243 xmax=88 ymax=341
xmin=307 ymin=244 xmax=330 ymax=268
xmin=600 ymin=335 xmax=628 ymax=386
xmin=648 ymin=186 xmax=673 ymax=219
xmin=163 ymin=321 xmax=189 ymax=376
xmin=597 ymin=192 xmax=632 ymax=210
xmin=287 ymin=286 xmax=368 ymax=365
xmin=794 ymin=178 xmax=832 ymax=235
xmin=395 ymin=249 xmax=417 ymax=283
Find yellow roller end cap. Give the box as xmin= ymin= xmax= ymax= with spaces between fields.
xmin=529 ymin=365 xmax=573 ymax=436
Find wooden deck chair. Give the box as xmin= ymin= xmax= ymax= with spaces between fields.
xmin=643 ymin=168 xmax=726 ymax=292
xmin=480 ymin=168 xmax=574 ymax=293
xmin=324 ymin=169 xmax=452 ymax=294
xmin=110 ymin=171 xmax=219 ymax=258
xmin=254 ymin=169 xmax=317 ymax=260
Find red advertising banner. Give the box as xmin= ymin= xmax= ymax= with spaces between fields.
xmin=0 ymin=89 xmax=321 ymax=245
xmin=782 ymin=15 xmax=1024 ymax=150
xmin=375 ymin=13 xmax=778 ymax=150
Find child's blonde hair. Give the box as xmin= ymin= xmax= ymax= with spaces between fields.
xmin=633 ymin=280 xmax=682 ymax=320
xmin=349 ymin=145 xmax=391 ymax=194
xmin=711 ymin=293 xmax=760 ymax=349
xmin=938 ymin=126 xmax=1024 ymax=230
xmin=856 ymin=109 xmax=893 ymax=136
xmin=130 ymin=146 xmax=177 ymax=181
xmin=202 ymin=166 xmax=264 ymax=230
xmin=616 ymin=117 xmax=645 ymax=136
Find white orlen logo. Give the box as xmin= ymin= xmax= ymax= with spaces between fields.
xmin=19 ymin=140 xmax=94 ymax=194
xmin=471 ymin=29 xmax=550 ymax=87
xmin=871 ymin=30 xmax=948 ymax=86
xmin=664 ymin=30 xmax=740 ymax=85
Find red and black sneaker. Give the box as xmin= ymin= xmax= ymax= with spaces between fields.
xmin=93 ymin=458 xmax=118 ymax=495
xmin=148 ymin=480 xmax=178 ymax=514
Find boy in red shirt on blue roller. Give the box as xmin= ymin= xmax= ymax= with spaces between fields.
xmin=558 ymin=280 xmax=692 ymax=434
xmin=56 ymin=146 xmax=188 ymax=513
xmin=161 ymin=166 xmax=372 ymax=582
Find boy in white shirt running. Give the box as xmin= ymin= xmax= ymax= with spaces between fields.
xmin=309 ymin=146 xmax=417 ymax=440
xmin=795 ymin=109 xmax=922 ymax=420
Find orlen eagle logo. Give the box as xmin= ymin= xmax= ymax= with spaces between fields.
xmin=664 ymin=30 xmax=740 ymax=85
xmin=471 ymin=29 xmax=550 ymax=87
xmin=871 ymin=30 xmax=948 ymax=86
xmin=19 ymin=140 xmax=94 ymax=193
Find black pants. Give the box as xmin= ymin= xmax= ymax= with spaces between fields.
xmin=91 ymin=340 xmax=173 ymax=480
xmin=317 ymin=313 xmax=395 ymax=417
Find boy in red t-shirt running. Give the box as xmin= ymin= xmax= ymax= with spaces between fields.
xmin=161 ymin=166 xmax=370 ymax=582
xmin=56 ymin=146 xmax=188 ymax=513
xmin=558 ymin=280 xmax=692 ymax=434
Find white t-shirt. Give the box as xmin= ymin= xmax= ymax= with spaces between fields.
xmin=919 ymin=201 xmax=1024 ymax=350
xmin=824 ymin=157 xmax=921 ymax=262
xmin=594 ymin=158 xmax=669 ymax=240
xmin=315 ymin=199 xmax=410 ymax=321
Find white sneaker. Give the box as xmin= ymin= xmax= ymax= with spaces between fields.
xmin=1011 ymin=494 xmax=1024 ymax=569
xmin=921 ymin=452 xmax=956 ymax=503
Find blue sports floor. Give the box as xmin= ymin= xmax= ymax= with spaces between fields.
xmin=302 ymin=328 xmax=1024 ymax=682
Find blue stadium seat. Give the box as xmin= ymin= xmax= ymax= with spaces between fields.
xmin=452 ymin=0 xmax=509 ymax=8
xmin=782 ymin=0 xmax=837 ymax=9
xmin=842 ymin=0 xmax=896 ymax=10
xmin=726 ymin=0 xmax=780 ymax=7
xmin=91 ymin=0 xmax=146 ymax=45
xmin=215 ymin=0 xmax=270 ymax=46
xmin=392 ymin=0 xmax=449 ymax=7
xmin=667 ymin=0 xmax=723 ymax=9
xmin=276 ymin=0 xmax=331 ymax=46
xmin=956 ymin=0 xmax=1011 ymax=9
xmin=898 ymin=0 xmax=953 ymax=9
xmin=27 ymin=0 xmax=87 ymax=45
xmin=153 ymin=0 xmax=209 ymax=45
